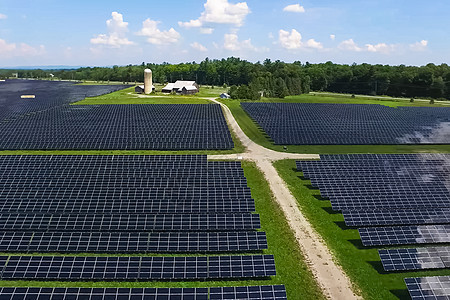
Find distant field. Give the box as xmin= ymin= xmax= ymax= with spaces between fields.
xmin=219 ymin=95 xmax=450 ymax=154
xmin=73 ymin=87 xmax=212 ymax=105
xmin=275 ymin=159 xmax=450 ymax=300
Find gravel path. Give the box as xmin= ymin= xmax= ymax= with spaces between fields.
xmin=207 ymin=98 xmax=360 ymax=300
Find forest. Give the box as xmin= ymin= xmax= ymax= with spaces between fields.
xmin=2 ymin=57 xmax=450 ymax=100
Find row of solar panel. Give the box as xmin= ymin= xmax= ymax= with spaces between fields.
xmin=0 ymin=231 xmax=268 ymax=253
xmin=0 ymin=199 xmax=256 ymax=214
xmin=0 ymin=213 xmax=261 ymax=231
xmin=379 ymin=246 xmax=450 ymax=271
xmin=0 ymin=286 xmax=288 ymax=300
xmin=0 ymin=255 xmax=276 ymax=280
xmin=0 ymin=154 xmax=207 ymax=162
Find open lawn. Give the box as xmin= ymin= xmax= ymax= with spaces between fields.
xmin=274 ymin=159 xmax=450 ymax=300
xmin=219 ymin=95 xmax=450 ymax=154
xmin=73 ymin=87 xmax=212 ymax=105
xmin=0 ymin=159 xmax=323 ymax=300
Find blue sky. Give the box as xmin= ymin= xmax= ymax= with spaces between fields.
xmin=0 ymin=0 xmax=448 ymax=67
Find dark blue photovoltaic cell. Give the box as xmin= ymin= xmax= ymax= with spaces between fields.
xmin=243 ymin=102 xmax=450 ymax=145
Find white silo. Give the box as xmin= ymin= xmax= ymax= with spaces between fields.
xmin=144 ymin=69 xmax=153 ymax=94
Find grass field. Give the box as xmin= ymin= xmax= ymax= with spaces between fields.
xmin=274 ymin=159 xmax=450 ymax=300
xmin=74 ymin=87 xmax=212 ymax=105
xmin=219 ymin=95 xmax=450 ymax=154
xmin=0 ymin=160 xmax=323 ymax=300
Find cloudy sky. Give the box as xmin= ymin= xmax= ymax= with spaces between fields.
xmin=0 ymin=0 xmax=448 ymax=67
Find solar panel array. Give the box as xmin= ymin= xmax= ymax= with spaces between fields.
xmin=0 ymin=213 xmax=261 ymax=231
xmin=0 ymin=80 xmax=234 ymax=150
xmin=297 ymin=154 xmax=450 ymax=299
xmin=0 ymin=232 xmax=267 ymax=253
xmin=242 ymin=102 xmax=450 ymax=145
xmin=0 ymin=255 xmax=276 ymax=280
xmin=379 ymin=247 xmax=450 ymax=271
xmin=405 ymin=277 xmax=450 ymax=300
xmin=0 ymin=286 xmax=288 ymax=300
xmin=0 ymin=155 xmax=284 ymax=299
xmin=0 ymin=80 xmax=128 ymax=121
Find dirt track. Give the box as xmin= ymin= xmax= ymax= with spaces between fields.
xmin=207 ymin=98 xmax=360 ymax=300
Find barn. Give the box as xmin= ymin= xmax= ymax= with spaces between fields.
xmin=162 ymin=81 xmax=199 ymax=94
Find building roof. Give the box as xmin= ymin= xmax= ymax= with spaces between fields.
xmin=162 ymin=83 xmax=175 ymax=91
xmin=173 ymin=81 xmax=197 ymax=89
xmin=137 ymin=85 xmax=155 ymax=89
xmin=163 ymin=81 xmax=197 ymax=91
xmin=180 ymin=86 xmax=198 ymax=91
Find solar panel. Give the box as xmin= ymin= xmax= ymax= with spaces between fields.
xmin=343 ymin=208 xmax=450 ymax=227
xmin=209 ymin=285 xmax=287 ymax=300
xmin=243 ymin=103 xmax=450 ymax=145
xmin=0 ymin=287 xmax=209 ymax=300
xmin=379 ymin=247 xmax=450 ymax=271
xmin=359 ymin=225 xmax=450 ymax=246
xmin=0 ymin=213 xmax=261 ymax=232
xmin=0 ymin=255 xmax=276 ymax=280
xmin=0 ymin=286 xmax=287 ymax=300
xmin=1 ymin=231 xmax=267 ymax=253
xmin=405 ymin=276 xmax=450 ymax=300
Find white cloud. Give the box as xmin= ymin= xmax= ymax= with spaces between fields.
xmin=178 ymin=19 xmax=202 ymax=28
xmin=0 ymin=13 xmax=7 ymax=20
xmin=191 ymin=42 xmax=208 ymax=52
xmin=200 ymin=27 xmax=214 ymax=34
xmin=0 ymin=39 xmax=46 ymax=57
xmin=305 ymin=39 xmax=323 ymax=49
xmin=179 ymin=0 xmax=250 ymax=33
xmin=365 ymin=43 xmax=395 ymax=54
xmin=330 ymin=34 xmax=336 ymax=40
xmin=278 ymin=29 xmax=323 ymax=50
xmin=279 ymin=29 xmax=302 ymax=49
xmin=338 ymin=39 xmax=362 ymax=52
xmin=283 ymin=4 xmax=305 ymax=13
xmin=224 ymin=33 xmax=261 ymax=52
xmin=90 ymin=12 xmax=134 ymax=48
xmin=410 ymin=40 xmax=428 ymax=51
xmin=137 ymin=18 xmax=180 ymax=45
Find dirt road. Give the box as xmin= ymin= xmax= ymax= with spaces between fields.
xmin=207 ymin=98 xmax=360 ymax=300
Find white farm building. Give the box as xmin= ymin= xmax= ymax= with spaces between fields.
xmin=162 ymin=81 xmax=199 ymax=95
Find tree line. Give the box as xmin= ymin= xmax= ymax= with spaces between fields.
xmin=1 ymin=58 xmax=450 ymax=100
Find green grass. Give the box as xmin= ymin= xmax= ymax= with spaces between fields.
xmin=284 ymin=93 xmax=450 ymax=107
xmin=218 ymin=96 xmax=450 ymax=154
xmin=0 ymin=160 xmax=324 ymax=299
xmin=196 ymin=86 xmax=227 ymax=98
xmin=73 ymin=87 xmax=211 ymax=105
xmin=274 ymin=159 xmax=450 ymax=300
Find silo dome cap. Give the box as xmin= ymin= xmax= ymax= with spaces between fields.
xmin=144 ymin=69 xmax=152 ymax=73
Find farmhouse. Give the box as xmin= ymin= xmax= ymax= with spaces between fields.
xmin=162 ymin=81 xmax=199 ymax=95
